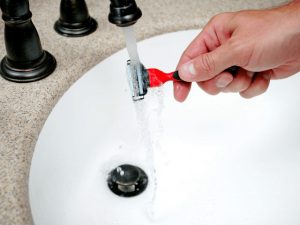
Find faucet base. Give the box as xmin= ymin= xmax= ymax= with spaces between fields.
xmin=54 ymin=17 xmax=97 ymax=37
xmin=0 ymin=51 xmax=56 ymax=83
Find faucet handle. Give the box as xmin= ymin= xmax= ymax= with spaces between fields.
xmin=0 ymin=0 xmax=56 ymax=82
xmin=0 ymin=0 xmax=30 ymax=20
xmin=54 ymin=0 xmax=98 ymax=37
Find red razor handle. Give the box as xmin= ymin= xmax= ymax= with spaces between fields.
xmin=147 ymin=66 xmax=239 ymax=88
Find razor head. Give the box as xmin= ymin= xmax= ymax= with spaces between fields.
xmin=126 ymin=60 xmax=149 ymax=101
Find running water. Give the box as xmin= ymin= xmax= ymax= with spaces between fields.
xmin=122 ymin=25 xmax=166 ymax=221
xmin=122 ymin=26 xmax=140 ymax=65
xmin=122 ymin=26 xmax=144 ymax=99
xmin=133 ymin=88 xmax=166 ymax=222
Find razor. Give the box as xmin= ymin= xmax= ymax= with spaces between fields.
xmin=126 ymin=60 xmax=239 ymax=101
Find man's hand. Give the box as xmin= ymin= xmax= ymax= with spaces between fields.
xmin=174 ymin=2 xmax=300 ymax=102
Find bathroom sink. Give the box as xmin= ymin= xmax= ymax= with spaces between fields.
xmin=29 ymin=30 xmax=300 ymax=225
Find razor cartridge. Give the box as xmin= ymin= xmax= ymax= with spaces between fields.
xmin=126 ymin=60 xmax=149 ymax=101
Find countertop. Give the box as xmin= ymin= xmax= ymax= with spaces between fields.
xmin=0 ymin=0 xmax=287 ymax=224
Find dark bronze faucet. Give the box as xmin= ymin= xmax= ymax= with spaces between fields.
xmin=0 ymin=0 xmax=56 ymax=82
xmin=0 ymin=0 xmax=142 ymax=83
xmin=108 ymin=0 xmax=142 ymax=27
xmin=54 ymin=0 xmax=97 ymax=37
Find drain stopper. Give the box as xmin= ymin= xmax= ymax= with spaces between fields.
xmin=107 ymin=164 xmax=148 ymax=197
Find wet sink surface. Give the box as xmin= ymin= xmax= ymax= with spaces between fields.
xmin=29 ymin=30 xmax=300 ymax=225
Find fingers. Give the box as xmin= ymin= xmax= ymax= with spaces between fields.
xmin=174 ymin=66 xmax=271 ymax=101
xmin=176 ymin=14 xmax=239 ymax=83
xmin=240 ymin=71 xmax=271 ymax=98
xmin=173 ymin=30 xmax=211 ymax=103
xmin=222 ymin=70 xmax=254 ymax=92
xmin=197 ymin=71 xmax=234 ymax=95
xmin=176 ymin=12 xmax=235 ymax=68
xmin=197 ymin=69 xmax=251 ymax=95
xmin=174 ymin=31 xmax=208 ymax=103
xmin=173 ymin=81 xmax=192 ymax=102
xmin=176 ymin=31 xmax=208 ymax=67
xmin=178 ymin=42 xmax=239 ymax=82
xmin=197 ymin=69 xmax=271 ymax=99
xmin=174 ymin=12 xmax=236 ymax=102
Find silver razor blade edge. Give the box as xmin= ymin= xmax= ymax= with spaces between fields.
xmin=126 ymin=60 xmax=149 ymax=101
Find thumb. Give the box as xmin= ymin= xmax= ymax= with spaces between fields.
xmin=178 ymin=43 xmax=237 ymax=82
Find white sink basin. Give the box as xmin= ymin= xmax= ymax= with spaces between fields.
xmin=29 ymin=30 xmax=300 ymax=225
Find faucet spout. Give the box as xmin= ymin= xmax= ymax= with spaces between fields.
xmin=108 ymin=0 xmax=142 ymax=27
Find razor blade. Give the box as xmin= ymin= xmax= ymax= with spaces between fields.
xmin=126 ymin=60 xmax=149 ymax=101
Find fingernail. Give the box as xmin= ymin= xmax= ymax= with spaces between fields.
xmin=174 ymin=82 xmax=182 ymax=92
xmin=216 ymin=76 xmax=233 ymax=88
xmin=188 ymin=62 xmax=196 ymax=75
xmin=247 ymin=71 xmax=254 ymax=78
xmin=179 ymin=62 xmax=196 ymax=81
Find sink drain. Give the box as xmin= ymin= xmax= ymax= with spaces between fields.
xmin=107 ymin=164 xmax=148 ymax=197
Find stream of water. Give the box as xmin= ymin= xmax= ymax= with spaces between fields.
xmin=122 ymin=26 xmax=141 ymax=65
xmin=122 ymin=26 xmax=166 ymax=221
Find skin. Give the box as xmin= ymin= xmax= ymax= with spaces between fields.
xmin=174 ymin=1 xmax=300 ymax=102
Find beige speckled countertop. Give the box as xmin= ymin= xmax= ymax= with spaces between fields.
xmin=0 ymin=0 xmax=288 ymax=224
